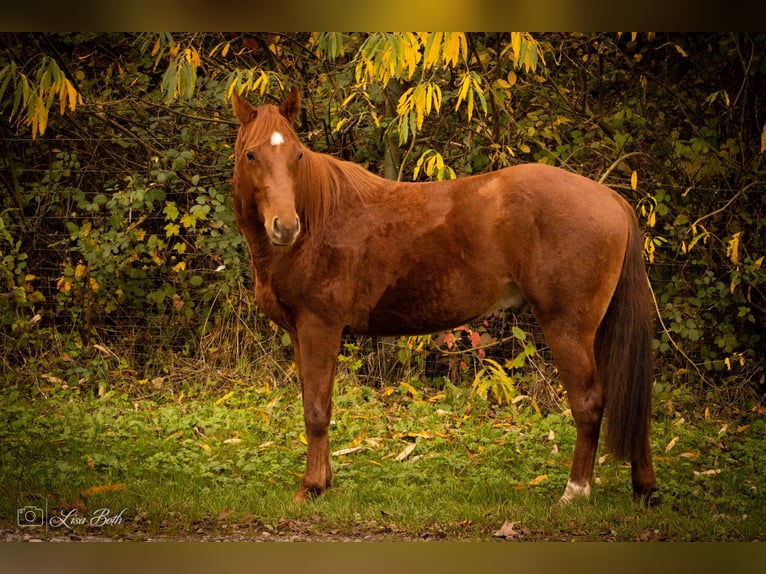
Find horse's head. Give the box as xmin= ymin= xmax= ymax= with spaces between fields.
xmin=232 ymin=87 xmax=303 ymax=247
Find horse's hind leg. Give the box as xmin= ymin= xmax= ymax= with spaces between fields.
xmin=541 ymin=325 xmax=604 ymax=504
xmin=631 ymin=427 xmax=658 ymax=503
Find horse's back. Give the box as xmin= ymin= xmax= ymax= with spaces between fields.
xmin=489 ymin=163 xmax=634 ymax=329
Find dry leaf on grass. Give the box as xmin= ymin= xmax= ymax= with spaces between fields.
xmin=493 ymin=520 xmax=522 ymax=539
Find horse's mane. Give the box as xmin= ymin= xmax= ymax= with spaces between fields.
xmin=296 ymin=146 xmax=383 ymax=233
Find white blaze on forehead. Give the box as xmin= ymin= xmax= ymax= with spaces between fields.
xmin=270 ymin=131 xmax=285 ymax=146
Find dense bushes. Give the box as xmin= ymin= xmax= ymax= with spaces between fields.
xmin=1 ymin=33 xmax=763 ymax=404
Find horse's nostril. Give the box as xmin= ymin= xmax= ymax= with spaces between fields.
xmin=270 ymin=216 xmax=300 ymax=245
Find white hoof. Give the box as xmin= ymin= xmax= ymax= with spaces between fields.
xmin=559 ymin=480 xmax=591 ymax=505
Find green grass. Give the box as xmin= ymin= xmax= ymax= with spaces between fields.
xmin=1 ymin=375 xmax=765 ymax=541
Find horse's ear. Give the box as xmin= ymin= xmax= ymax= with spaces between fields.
xmin=279 ymin=86 xmax=300 ymax=124
xmin=232 ymin=90 xmax=257 ymax=125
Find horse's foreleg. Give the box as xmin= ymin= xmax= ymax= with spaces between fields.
xmin=291 ymin=319 xmax=341 ymax=503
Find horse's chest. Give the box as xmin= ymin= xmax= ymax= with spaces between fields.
xmin=254 ymin=278 xmax=294 ymax=329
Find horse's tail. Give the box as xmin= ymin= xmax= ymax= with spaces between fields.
xmin=596 ymin=207 xmax=654 ymax=460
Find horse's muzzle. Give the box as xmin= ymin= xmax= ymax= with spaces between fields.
xmin=269 ymin=215 xmax=301 ymax=246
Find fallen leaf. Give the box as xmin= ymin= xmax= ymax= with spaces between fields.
xmin=639 ymin=529 xmax=652 ymax=542
xmin=332 ymin=445 xmax=366 ymax=457
xmin=214 ymin=391 xmax=235 ymax=406
xmin=694 ymin=469 xmax=722 ymax=476
xmin=217 ymin=509 xmax=234 ymax=520
xmin=665 ymin=436 xmax=679 ymax=452
xmin=81 ymin=483 xmax=126 ymax=497
xmin=493 ymin=520 xmax=521 ymax=539
xmin=528 ymin=474 xmax=548 ymax=486
xmin=395 ymin=442 xmax=417 ymax=461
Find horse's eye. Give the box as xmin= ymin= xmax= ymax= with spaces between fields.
xmin=246 ymin=150 xmax=255 ymax=161
xmin=297 ymin=150 xmax=303 ymax=161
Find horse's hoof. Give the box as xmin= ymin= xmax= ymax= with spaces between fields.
xmin=293 ymin=489 xmax=311 ymax=503
xmin=293 ymin=483 xmax=327 ymax=503
xmin=558 ymin=480 xmax=591 ymax=506
xmin=633 ymin=485 xmax=660 ymax=507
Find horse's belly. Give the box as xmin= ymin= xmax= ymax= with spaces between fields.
xmin=354 ymin=278 xmax=524 ymax=337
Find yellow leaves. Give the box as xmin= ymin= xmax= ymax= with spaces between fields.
xmin=761 ymin=123 xmax=766 ymax=153
xmin=638 ymin=196 xmax=655 ymax=228
xmin=399 ymin=381 xmax=420 ymax=398
xmin=214 ymin=390 xmax=235 ymax=406
xmin=413 ymin=149 xmax=455 ymax=181
xmin=161 ymin=44 xmax=201 ymax=102
xmin=503 ymin=33 xmax=545 ymax=73
xmin=1 ymin=55 xmax=83 ymax=138
xmin=512 ymin=474 xmax=548 ymax=489
xmin=630 ymin=170 xmax=638 ymax=191
xmin=355 ymin=33 xmax=422 ymax=87
xmin=472 ymin=358 xmax=515 ymax=405
xmin=164 ymin=222 xmax=180 ymax=238
xmin=642 ymin=236 xmax=657 ymax=263
xmin=724 ymin=354 xmax=745 ymax=371
xmin=355 ymin=33 xmax=469 ymax=90
xmin=396 ymin=81 xmax=443 ymax=140
xmin=208 ymin=40 xmax=231 ymax=58
xmin=226 ymin=68 xmax=278 ymax=99
xmin=454 ymin=71 xmax=487 ymax=122
xmin=422 ymin=32 xmax=444 ymax=69
xmin=681 ymin=223 xmax=709 ymax=255
xmin=56 ymin=277 xmax=71 ymax=293
xmin=444 ymin=33 xmax=468 ymax=67
xmin=726 ymin=232 xmax=742 ymax=266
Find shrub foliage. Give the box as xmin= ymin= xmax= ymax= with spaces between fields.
xmin=1 ymin=33 xmax=764 ymax=404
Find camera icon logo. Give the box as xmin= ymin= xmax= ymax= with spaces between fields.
xmin=17 ymin=506 xmax=45 ymax=527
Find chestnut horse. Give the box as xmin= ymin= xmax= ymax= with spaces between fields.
xmin=231 ymin=87 xmax=657 ymax=504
